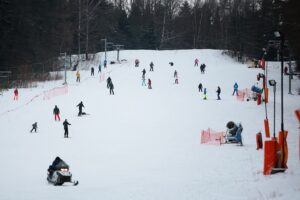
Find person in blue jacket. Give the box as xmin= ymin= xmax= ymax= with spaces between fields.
xmin=232 ymin=82 xmax=238 ymax=96
xmin=203 ymin=88 xmax=207 ymax=100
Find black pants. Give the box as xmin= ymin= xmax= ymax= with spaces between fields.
xmin=64 ymin=128 xmax=69 ymax=138
xmin=110 ymin=88 xmax=114 ymax=95
xmin=30 ymin=127 xmax=37 ymax=133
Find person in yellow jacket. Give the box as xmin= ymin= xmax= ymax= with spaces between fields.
xmin=76 ymin=71 xmax=80 ymax=82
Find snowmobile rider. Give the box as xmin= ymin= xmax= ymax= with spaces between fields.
xmin=48 ymin=157 xmax=62 ymax=177
xmin=63 ymin=119 xmax=71 ymax=138
xmin=77 ymin=101 xmax=85 ymax=116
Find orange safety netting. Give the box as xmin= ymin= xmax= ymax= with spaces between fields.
xmin=200 ymin=128 xmax=225 ymax=145
xmin=236 ymin=88 xmax=251 ymax=101
xmin=43 ymin=86 xmax=68 ymax=100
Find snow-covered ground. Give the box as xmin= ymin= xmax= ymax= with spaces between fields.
xmin=0 ymin=49 xmax=299 ymax=200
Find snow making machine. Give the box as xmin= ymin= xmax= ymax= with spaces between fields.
xmin=224 ymin=121 xmax=243 ymax=146
xmin=47 ymin=157 xmax=78 ymax=186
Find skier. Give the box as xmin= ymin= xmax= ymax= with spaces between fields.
xmin=148 ymin=79 xmax=152 ymax=89
xmin=77 ymin=101 xmax=85 ymax=116
xmin=91 ymin=67 xmax=94 ymax=76
xmin=216 ymin=86 xmax=221 ymax=100
xmin=53 ymin=105 xmax=60 ymax=121
xmin=13 ymin=88 xmax=18 ymax=100
xmin=104 ymin=60 xmax=107 ymax=68
xmin=142 ymin=68 xmax=146 ymax=77
xmin=149 ymin=62 xmax=154 ymax=71
xmin=203 ymin=88 xmax=207 ymax=100
xmin=194 ymin=58 xmax=199 ymax=66
xmin=174 ymin=70 xmax=178 ymax=78
xmin=63 ymin=119 xmax=71 ymax=138
xmin=30 ymin=122 xmax=37 ymax=133
xmin=284 ymin=66 xmax=288 ymax=75
xmin=200 ymin=64 xmax=206 ymax=73
xmin=98 ymin=63 xmax=102 ymax=73
xmin=135 ymin=59 xmax=139 ymax=67
xmin=142 ymin=76 xmax=146 ymax=86
xmin=232 ymin=82 xmax=239 ymax=96
xmin=198 ymin=83 xmax=203 ymax=92
xmin=76 ymin=71 xmax=80 ymax=82
xmin=107 ymin=77 xmax=112 ymax=88
xmin=109 ymin=82 xmax=114 ymax=95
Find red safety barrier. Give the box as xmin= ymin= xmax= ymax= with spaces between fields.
xmin=264 ymin=119 xmax=270 ymax=138
xmin=200 ymin=128 xmax=224 ymax=145
xmin=257 ymin=93 xmax=262 ymax=105
xmin=264 ymin=138 xmax=279 ymax=175
xmin=278 ymin=130 xmax=288 ymax=168
xmin=256 ymin=132 xmax=263 ymax=150
xmin=237 ymin=88 xmax=251 ymax=101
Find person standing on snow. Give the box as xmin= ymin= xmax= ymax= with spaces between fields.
xmin=135 ymin=59 xmax=139 ymax=67
xmin=63 ymin=119 xmax=71 ymax=138
xmin=142 ymin=76 xmax=146 ymax=86
xmin=203 ymin=88 xmax=207 ymax=100
xmin=98 ymin=63 xmax=102 ymax=73
xmin=91 ymin=67 xmax=94 ymax=76
xmin=148 ymin=79 xmax=152 ymax=89
xmin=107 ymin=77 xmax=112 ymax=88
xmin=13 ymin=88 xmax=19 ymax=100
xmin=30 ymin=122 xmax=38 ymax=133
xmin=216 ymin=86 xmax=221 ymax=100
xmin=174 ymin=70 xmax=178 ymax=78
xmin=194 ymin=58 xmax=199 ymax=66
xmin=77 ymin=101 xmax=85 ymax=116
xmin=109 ymin=82 xmax=114 ymax=95
xmin=142 ymin=68 xmax=146 ymax=77
xmin=232 ymin=82 xmax=239 ymax=96
xmin=104 ymin=60 xmax=107 ymax=68
xmin=198 ymin=83 xmax=203 ymax=92
xmin=76 ymin=71 xmax=80 ymax=82
xmin=149 ymin=62 xmax=154 ymax=71
xmin=53 ymin=105 xmax=60 ymax=121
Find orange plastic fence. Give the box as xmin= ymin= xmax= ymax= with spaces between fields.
xmin=200 ymin=128 xmax=224 ymax=145
xmin=264 ymin=138 xmax=278 ymax=175
xmin=43 ymin=86 xmax=68 ymax=100
xmin=237 ymin=88 xmax=251 ymax=101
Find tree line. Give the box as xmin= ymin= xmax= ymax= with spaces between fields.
xmin=0 ymin=0 xmax=299 ymax=80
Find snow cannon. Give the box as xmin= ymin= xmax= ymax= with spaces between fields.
xmin=225 ymin=121 xmax=243 ymax=146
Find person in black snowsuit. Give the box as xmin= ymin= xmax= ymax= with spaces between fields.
xmin=98 ymin=63 xmax=102 ymax=73
xmin=109 ymin=82 xmax=114 ymax=95
xmin=104 ymin=60 xmax=107 ymax=68
xmin=107 ymin=77 xmax=112 ymax=88
xmin=91 ymin=67 xmax=94 ymax=76
xmin=63 ymin=119 xmax=71 ymax=138
xmin=77 ymin=101 xmax=85 ymax=116
xmin=149 ymin=62 xmax=154 ymax=71
xmin=48 ymin=156 xmax=62 ymax=177
xmin=200 ymin=64 xmax=206 ymax=74
xmin=142 ymin=69 xmax=146 ymax=77
xmin=30 ymin=122 xmax=37 ymax=133
xmin=216 ymin=86 xmax=221 ymax=100
xmin=53 ymin=105 xmax=60 ymax=121
xmin=198 ymin=83 xmax=203 ymax=92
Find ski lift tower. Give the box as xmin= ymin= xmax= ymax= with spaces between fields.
xmin=112 ymin=44 xmax=124 ymax=63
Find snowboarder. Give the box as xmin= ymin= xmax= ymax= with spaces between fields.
xmin=142 ymin=76 xmax=146 ymax=86
xmin=91 ymin=67 xmax=94 ymax=76
xmin=232 ymin=82 xmax=239 ymax=96
xmin=198 ymin=83 xmax=203 ymax=92
xmin=109 ymin=82 xmax=114 ymax=95
xmin=13 ymin=88 xmax=18 ymax=100
xmin=135 ymin=59 xmax=139 ymax=67
xmin=216 ymin=86 xmax=221 ymax=100
xmin=98 ymin=63 xmax=102 ymax=73
xmin=53 ymin=105 xmax=60 ymax=121
xmin=203 ymin=88 xmax=207 ymax=100
xmin=30 ymin=122 xmax=37 ymax=133
xmin=107 ymin=77 xmax=112 ymax=88
xmin=142 ymin=68 xmax=146 ymax=77
xmin=149 ymin=62 xmax=154 ymax=71
xmin=76 ymin=71 xmax=80 ymax=82
xmin=77 ymin=101 xmax=85 ymax=116
xmin=63 ymin=119 xmax=71 ymax=138
xmin=104 ymin=60 xmax=107 ymax=68
xmin=194 ymin=58 xmax=199 ymax=66
xmin=148 ymin=79 xmax=152 ymax=89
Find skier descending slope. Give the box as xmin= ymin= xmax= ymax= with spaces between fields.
xmin=216 ymin=86 xmax=221 ymax=100
xmin=63 ymin=119 xmax=71 ymax=138
xmin=53 ymin=105 xmax=60 ymax=121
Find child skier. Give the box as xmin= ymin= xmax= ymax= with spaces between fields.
xmin=53 ymin=105 xmax=60 ymax=121
xmin=13 ymin=88 xmax=18 ymax=100
xmin=30 ymin=122 xmax=37 ymax=133
xmin=63 ymin=119 xmax=71 ymax=138
xmin=232 ymin=82 xmax=238 ymax=96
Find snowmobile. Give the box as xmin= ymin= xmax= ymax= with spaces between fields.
xmin=224 ymin=121 xmax=243 ymax=146
xmin=47 ymin=157 xmax=78 ymax=186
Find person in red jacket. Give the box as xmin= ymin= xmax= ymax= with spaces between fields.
xmin=13 ymin=88 xmax=18 ymax=100
xmin=148 ymin=79 xmax=152 ymax=89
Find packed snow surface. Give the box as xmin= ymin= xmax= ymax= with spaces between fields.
xmin=0 ymin=50 xmax=300 ymax=200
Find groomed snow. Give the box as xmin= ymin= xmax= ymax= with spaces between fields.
xmin=0 ymin=49 xmax=299 ymax=200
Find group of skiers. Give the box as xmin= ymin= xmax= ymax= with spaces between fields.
xmin=197 ymin=82 xmax=239 ymax=100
